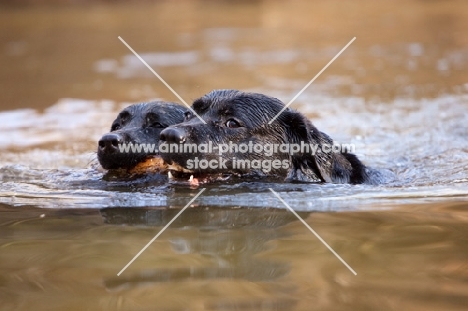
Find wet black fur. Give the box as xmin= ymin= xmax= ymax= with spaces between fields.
xmin=97 ymin=101 xmax=186 ymax=170
xmin=159 ymin=89 xmax=380 ymax=184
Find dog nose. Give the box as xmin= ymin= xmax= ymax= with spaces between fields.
xmin=160 ymin=127 xmax=186 ymax=143
xmin=98 ymin=133 xmax=122 ymax=152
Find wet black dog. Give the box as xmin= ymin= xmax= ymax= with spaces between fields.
xmin=159 ymin=89 xmax=382 ymax=184
xmin=97 ymin=101 xmax=186 ymax=171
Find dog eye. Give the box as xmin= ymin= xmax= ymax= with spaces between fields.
xmin=184 ymin=111 xmax=193 ymax=121
xmin=146 ymin=118 xmax=163 ymax=128
xmin=149 ymin=122 xmax=163 ymax=128
xmin=119 ymin=111 xmax=130 ymax=123
xmin=225 ymin=119 xmax=241 ymax=128
xmin=145 ymin=113 xmax=164 ymax=128
xmin=111 ymin=123 xmax=121 ymax=131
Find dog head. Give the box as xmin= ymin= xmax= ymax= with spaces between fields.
xmin=158 ymin=90 xmax=318 ymax=179
xmin=97 ymin=101 xmax=186 ymax=170
xmin=159 ymin=89 xmax=371 ymax=184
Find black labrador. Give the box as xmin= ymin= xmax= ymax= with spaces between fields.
xmin=97 ymin=101 xmax=186 ymax=173
xmin=159 ymin=89 xmax=386 ymax=184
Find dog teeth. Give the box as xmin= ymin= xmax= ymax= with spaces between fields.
xmin=189 ymin=175 xmax=194 ymax=182
xmin=168 ymin=171 xmax=173 ymax=179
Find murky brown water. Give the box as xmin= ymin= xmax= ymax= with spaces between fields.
xmin=1 ymin=1 xmax=468 ymax=310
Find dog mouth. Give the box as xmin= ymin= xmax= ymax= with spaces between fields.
xmin=127 ymin=156 xmax=168 ymax=174
xmin=102 ymin=157 xmax=232 ymax=186
xmin=164 ymin=162 xmax=233 ymax=186
xmin=102 ymin=155 xmax=167 ymax=178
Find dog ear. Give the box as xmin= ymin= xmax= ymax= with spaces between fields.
xmin=278 ymin=111 xmax=328 ymax=182
xmin=280 ymin=110 xmax=357 ymax=183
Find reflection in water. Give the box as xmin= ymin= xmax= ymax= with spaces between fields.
xmin=1 ymin=202 xmax=468 ymax=310
xmin=102 ymin=207 xmax=303 ymax=311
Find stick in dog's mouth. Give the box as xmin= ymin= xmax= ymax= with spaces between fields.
xmin=106 ymin=156 xmax=203 ymax=186
xmin=127 ymin=156 xmax=168 ymax=175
